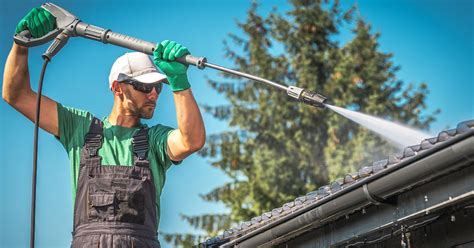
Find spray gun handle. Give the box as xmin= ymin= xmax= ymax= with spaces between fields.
xmin=14 ymin=3 xmax=78 ymax=47
xmin=14 ymin=29 xmax=62 ymax=47
xmin=42 ymin=29 xmax=72 ymax=61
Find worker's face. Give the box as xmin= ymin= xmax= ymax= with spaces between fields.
xmin=117 ymin=82 xmax=160 ymax=119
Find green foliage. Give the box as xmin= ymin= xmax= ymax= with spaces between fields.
xmin=169 ymin=1 xmax=438 ymax=246
xmin=160 ymin=232 xmax=204 ymax=248
xmin=160 ymin=214 xmax=231 ymax=247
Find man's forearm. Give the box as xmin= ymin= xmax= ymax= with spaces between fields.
xmin=2 ymin=43 xmax=32 ymax=104
xmin=173 ymin=88 xmax=206 ymax=151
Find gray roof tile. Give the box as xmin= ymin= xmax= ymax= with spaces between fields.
xmin=251 ymin=216 xmax=262 ymax=224
xmin=372 ymin=159 xmax=389 ymax=173
xmin=387 ymin=154 xmax=401 ymax=164
xmin=446 ymin=128 xmax=458 ymax=136
xmin=458 ymin=120 xmax=474 ymax=133
xmin=437 ymin=131 xmax=450 ymax=141
xmin=330 ymin=178 xmax=344 ymax=192
xmin=344 ymin=172 xmax=359 ymax=184
xmin=358 ymin=166 xmax=373 ymax=178
xmin=282 ymin=202 xmax=294 ymax=211
xmin=305 ymin=191 xmax=318 ymax=201
xmin=294 ymin=196 xmax=307 ymax=205
xmin=402 ymin=146 xmax=416 ymax=157
xmin=261 ymin=211 xmax=272 ymax=220
xmin=271 ymin=207 xmax=284 ymax=216
xmin=318 ymin=185 xmax=331 ymax=197
xmin=408 ymin=144 xmax=421 ymax=152
xmin=420 ymin=139 xmax=434 ymax=150
xmin=242 ymin=221 xmax=252 ymax=228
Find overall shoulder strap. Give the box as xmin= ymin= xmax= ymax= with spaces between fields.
xmin=80 ymin=117 xmax=104 ymax=167
xmin=132 ymin=127 xmax=150 ymax=167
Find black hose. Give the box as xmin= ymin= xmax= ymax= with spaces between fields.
xmin=30 ymin=58 xmax=50 ymax=248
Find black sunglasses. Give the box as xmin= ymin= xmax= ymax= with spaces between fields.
xmin=116 ymin=73 xmax=165 ymax=94
xmin=119 ymin=79 xmax=163 ymax=94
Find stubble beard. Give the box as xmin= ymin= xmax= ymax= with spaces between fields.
xmin=139 ymin=105 xmax=155 ymax=119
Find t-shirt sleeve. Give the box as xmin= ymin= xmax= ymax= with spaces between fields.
xmin=148 ymin=125 xmax=181 ymax=171
xmin=56 ymin=103 xmax=94 ymax=152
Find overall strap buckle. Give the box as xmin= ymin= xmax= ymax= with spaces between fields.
xmin=84 ymin=118 xmax=103 ymax=157
xmin=132 ymin=127 xmax=149 ymax=162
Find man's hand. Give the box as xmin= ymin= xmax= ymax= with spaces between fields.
xmin=15 ymin=7 xmax=56 ymax=39
xmin=153 ymin=40 xmax=191 ymax=92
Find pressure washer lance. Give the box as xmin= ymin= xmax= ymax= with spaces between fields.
xmin=15 ymin=4 xmax=327 ymax=247
xmin=15 ymin=2 xmax=327 ymax=108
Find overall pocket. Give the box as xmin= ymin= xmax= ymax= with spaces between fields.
xmin=88 ymin=192 xmax=115 ymax=221
xmin=88 ymin=177 xmax=146 ymax=224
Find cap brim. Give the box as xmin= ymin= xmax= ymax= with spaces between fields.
xmin=133 ymin=72 xmax=168 ymax=84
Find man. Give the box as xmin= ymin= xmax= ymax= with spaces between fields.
xmin=3 ymin=7 xmax=205 ymax=247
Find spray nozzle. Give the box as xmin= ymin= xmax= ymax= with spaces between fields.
xmin=287 ymin=86 xmax=327 ymax=108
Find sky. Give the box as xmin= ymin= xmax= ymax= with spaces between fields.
xmin=0 ymin=0 xmax=472 ymax=247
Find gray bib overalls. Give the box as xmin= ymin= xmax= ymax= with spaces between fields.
xmin=71 ymin=118 xmax=161 ymax=247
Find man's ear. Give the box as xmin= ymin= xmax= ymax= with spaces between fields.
xmin=111 ymin=81 xmax=122 ymax=96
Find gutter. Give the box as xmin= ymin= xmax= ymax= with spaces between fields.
xmin=222 ymin=129 xmax=474 ymax=247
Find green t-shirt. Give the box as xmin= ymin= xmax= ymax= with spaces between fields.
xmin=56 ymin=103 xmax=176 ymax=227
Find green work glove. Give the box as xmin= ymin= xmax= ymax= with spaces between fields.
xmin=15 ymin=7 xmax=56 ymax=38
xmin=153 ymin=40 xmax=191 ymax=92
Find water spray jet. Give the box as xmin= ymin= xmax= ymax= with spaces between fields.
xmin=326 ymin=104 xmax=432 ymax=148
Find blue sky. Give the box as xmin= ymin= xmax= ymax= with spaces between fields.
xmin=0 ymin=0 xmax=472 ymax=247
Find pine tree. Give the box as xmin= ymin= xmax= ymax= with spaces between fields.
xmin=163 ymin=1 xmax=438 ymax=246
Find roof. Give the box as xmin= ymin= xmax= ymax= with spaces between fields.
xmin=201 ymin=119 xmax=474 ymax=247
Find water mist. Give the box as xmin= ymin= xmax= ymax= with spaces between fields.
xmin=326 ymin=104 xmax=432 ymax=149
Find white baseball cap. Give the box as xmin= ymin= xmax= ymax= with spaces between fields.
xmin=108 ymin=52 xmax=168 ymax=89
